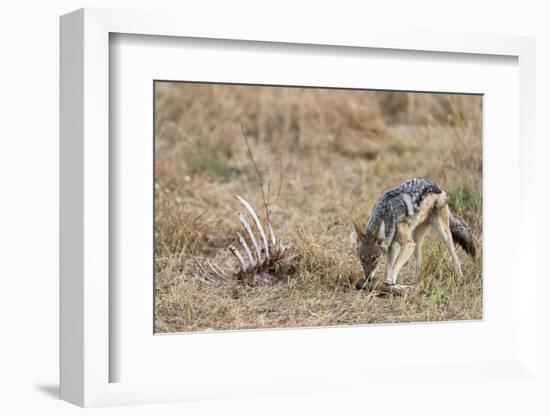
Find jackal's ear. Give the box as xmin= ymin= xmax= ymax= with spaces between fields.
xmin=352 ymin=221 xmax=367 ymax=243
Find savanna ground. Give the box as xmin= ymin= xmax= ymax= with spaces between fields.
xmin=154 ymin=82 xmax=482 ymax=333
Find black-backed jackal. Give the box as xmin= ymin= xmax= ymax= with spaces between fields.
xmin=353 ymin=178 xmax=476 ymax=293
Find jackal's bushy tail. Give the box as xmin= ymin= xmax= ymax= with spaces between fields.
xmin=449 ymin=212 xmax=476 ymax=257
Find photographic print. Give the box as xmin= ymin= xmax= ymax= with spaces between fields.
xmin=154 ymin=82 xmax=482 ymax=333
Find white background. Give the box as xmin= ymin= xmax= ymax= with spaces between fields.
xmin=112 ymin=34 xmax=519 ymax=384
xmin=1 ymin=1 xmax=548 ymax=415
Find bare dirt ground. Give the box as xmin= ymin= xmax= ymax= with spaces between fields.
xmin=154 ymin=82 xmax=482 ymax=333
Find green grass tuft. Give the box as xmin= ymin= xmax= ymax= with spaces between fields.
xmin=447 ymin=175 xmax=482 ymax=223
xmin=184 ymin=141 xmax=244 ymax=181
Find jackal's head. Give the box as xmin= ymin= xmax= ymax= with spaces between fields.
xmin=353 ymin=222 xmax=385 ymax=290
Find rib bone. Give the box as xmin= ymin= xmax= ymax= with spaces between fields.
xmin=194 ymin=259 xmax=217 ymax=282
xmin=196 ymin=195 xmax=293 ymax=286
xmin=206 ymin=259 xmax=228 ymax=281
xmin=268 ymin=223 xmax=277 ymax=246
xmin=237 ymin=232 xmax=256 ymax=267
xmin=228 ymin=245 xmax=247 ymax=271
xmin=211 ymin=262 xmax=230 ymax=279
xmin=235 ymin=195 xmax=270 ymax=259
xmin=237 ymin=212 xmax=262 ymax=262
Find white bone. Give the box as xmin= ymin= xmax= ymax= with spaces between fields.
xmin=235 ymin=195 xmax=270 ymax=259
xmin=228 ymin=245 xmax=247 ymax=271
xmin=196 ymin=274 xmax=212 ymax=284
xmin=237 ymin=212 xmax=262 ymax=263
xmin=206 ymin=260 xmax=228 ymax=280
xmin=237 ymin=232 xmax=256 ymax=267
xmin=268 ymin=223 xmax=277 ymax=246
xmin=209 ymin=261 xmax=230 ymax=279
xmin=194 ymin=260 xmax=218 ymax=282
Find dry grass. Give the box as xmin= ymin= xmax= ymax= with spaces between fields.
xmin=154 ymin=82 xmax=482 ymax=333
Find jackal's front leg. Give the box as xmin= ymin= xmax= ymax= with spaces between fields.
xmin=385 ymin=241 xmax=400 ymax=285
xmin=386 ymin=224 xmax=415 ymax=286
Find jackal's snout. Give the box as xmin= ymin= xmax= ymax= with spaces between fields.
xmin=352 ymin=221 xmax=384 ymax=290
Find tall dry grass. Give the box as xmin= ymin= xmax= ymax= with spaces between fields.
xmin=154 ymin=82 xmax=482 ymax=333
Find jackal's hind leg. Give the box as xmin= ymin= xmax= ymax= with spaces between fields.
xmin=412 ymin=222 xmax=430 ymax=280
xmin=432 ymin=207 xmax=463 ymax=278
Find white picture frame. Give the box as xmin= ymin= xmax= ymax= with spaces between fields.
xmin=60 ymin=7 xmax=538 ymax=408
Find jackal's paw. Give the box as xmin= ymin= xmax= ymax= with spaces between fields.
xmin=355 ymin=279 xmax=370 ymax=290
xmin=381 ymin=282 xmax=414 ymax=296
